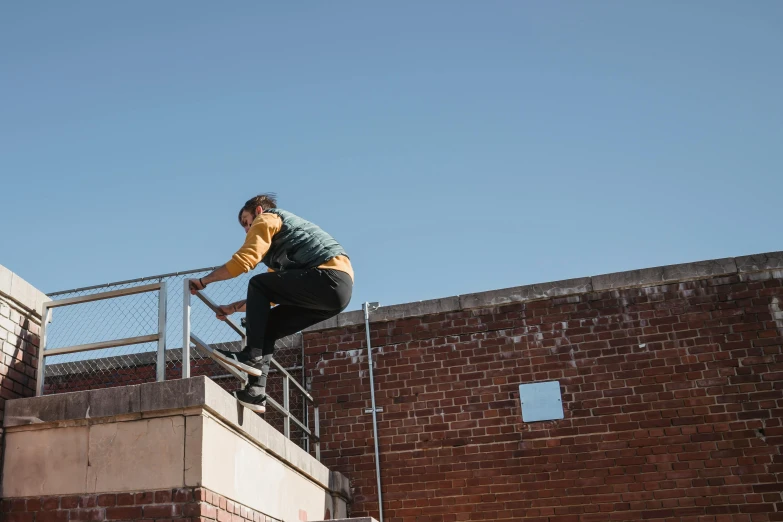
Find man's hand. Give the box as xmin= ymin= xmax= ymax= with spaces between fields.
xmin=188 ymin=278 xmax=207 ymax=295
xmin=215 ymin=304 xmax=235 ymax=321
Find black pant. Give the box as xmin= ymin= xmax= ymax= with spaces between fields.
xmin=245 ymin=268 xmax=353 ymax=355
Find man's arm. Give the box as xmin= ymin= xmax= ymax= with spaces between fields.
xmin=215 ymin=299 xmax=246 ymax=321
xmin=188 ymin=213 xmax=283 ymax=295
xmin=231 ymin=300 xmax=247 ymax=312
xmin=188 ymin=265 xmax=233 ymax=294
xmin=203 ymin=265 xmax=233 ymax=285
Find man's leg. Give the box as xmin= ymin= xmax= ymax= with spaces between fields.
xmin=246 ymin=268 xmax=352 ymax=355
xmin=213 ymin=269 xmax=350 ymax=371
xmin=235 ymin=268 xmax=352 ymax=411
xmin=244 ymin=304 xmax=342 ymax=408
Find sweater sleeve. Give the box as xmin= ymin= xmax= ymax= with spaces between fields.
xmin=225 ymin=213 xmax=283 ymax=277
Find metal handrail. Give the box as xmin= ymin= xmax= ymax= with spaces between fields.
xmin=192 ymin=290 xmax=245 ymax=339
xmin=190 ymin=333 xmax=248 ymax=386
xmin=36 ymin=282 xmax=167 ymax=396
xmin=47 ymin=266 xmax=218 ymax=296
xmin=184 ymin=282 xmax=320 ymax=460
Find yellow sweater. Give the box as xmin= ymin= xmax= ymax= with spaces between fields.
xmin=225 ymin=212 xmax=354 ymax=281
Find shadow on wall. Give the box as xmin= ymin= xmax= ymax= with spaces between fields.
xmin=0 ymin=303 xmax=41 ymax=490
xmin=1 ymin=314 xmax=38 ymax=398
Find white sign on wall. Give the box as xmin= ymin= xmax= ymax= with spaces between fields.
xmin=518 ymin=381 xmax=564 ymax=422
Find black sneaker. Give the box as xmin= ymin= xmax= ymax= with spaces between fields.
xmin=234 ymin=389 xmax=267 ymax=413
xmin=209 ymin=348 xmax=264 ymax=377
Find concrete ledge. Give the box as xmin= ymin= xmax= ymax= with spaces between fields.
xmin=2 ymin=377 xmax=349 ymax=520
xmin=460 ymin=277 xmax=592 ymax=309
xmin=592 ymin=267 xmax=663 ymax=292
xmin=0 ymin=263 xmax=50 ymax=317
xmin=329 ymin=470 xmax=352 ymax=501
xmin=304 ymin=251 xmax=783 ymax=332
xmin=4 ymin=377 xmax=339 ymax=494
xmin=662 ymin=257 xmax=737 ymax=282
xmin=736 ymin=251 xmax=783 ymax=272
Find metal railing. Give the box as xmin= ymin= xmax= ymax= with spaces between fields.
xmin=41 ymin=267 xmax=316 ymax=457
xmin=185 ymin=282 xmax=321 ymax=460
xmin=44 ymin=266 xmax=267 ymax=392
xmin=36 ymin=282 xmax=167 ymax=396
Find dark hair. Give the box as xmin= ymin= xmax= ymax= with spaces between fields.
xmin=238 ymin=193 xmax=277 ymax=223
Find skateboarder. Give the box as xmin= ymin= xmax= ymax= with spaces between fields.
xmin=189 ymin=193 xmax=353 ymax=412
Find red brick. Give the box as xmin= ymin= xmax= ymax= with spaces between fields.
xmin=70 ymin=509 xmax=105 ymax=522
xmin=115 ymin=493 xmax=134 ymax=507
xmin=200 ymin=503 xmax=218 ymax=519
xmin=96 ymin=494 xmax=116 ymax=507
xmin=154 ymin=490 xmax=172 ymax=504
xmin=41 ymin=498 xmax=59 ymax=511
xmin=105 ymin=506 xmax=142 ymax=520
xmin=37 ymin=511 xmax=68 ymax=522
xmin=194 ymin=488 xmax=206 ymax=502
xmin=173 ymin=488 xmax=193 ymax=502
xmin=60 ymin=497 xmax=80 ymax=510
xmin=10 ymin=500 xmax=26 ymax=512
xmin=217 ymin=509 xmax=232 ymax=522
xmin=25 ymin=499 xmax=41 ymax=512
xmin=145 ymin=504 xmax=176 ymax=518
xmin=6 ymin=513 xmax=35 ymax=522
xmin=134 ymin=492 xmax=154 ymax=505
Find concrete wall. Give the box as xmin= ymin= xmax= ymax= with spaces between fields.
xmin=3 ymin=377 xmax=350 ymax=522
xmin=302 ymin=251 xmax=783 ymax=521
xmin=0 ymin=264 xmax=48 ymax=490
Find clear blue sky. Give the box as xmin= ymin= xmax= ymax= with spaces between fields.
xmin=1 ymin=1 xmax=781 ymax=311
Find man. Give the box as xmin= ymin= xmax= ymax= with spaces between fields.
xmin=189 ymin=193 xmax=353 ymax=412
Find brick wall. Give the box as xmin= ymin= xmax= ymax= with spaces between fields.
xmin=0 ymin=487 xmax=282 ymax=522
xmin=0 ymin=300 xmax=39 ymax=420
xmin=43 ymin=356 xmax=227 ymax=394
xmin=0 ymin=265 xmax=46 ymax=489
xmin=304 ymin=257 xmax=783 ymax=521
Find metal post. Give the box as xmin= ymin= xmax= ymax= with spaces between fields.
xmin=283 ymin=375 xmax=291 ymax=438
xmin=156 ymin=282 xmax=168 ymax=382
xmin=301 ymin=333 xmax=308 ymax=452
xmin=35 ymin=304 xmax=50 ymax=396
xmin=363 ymin=302 xmax=383 ymax=522
xmin=314 ymin=404 xmax=321 ymax=462
xmin=182 ymin=280 xmax=191 ymax=379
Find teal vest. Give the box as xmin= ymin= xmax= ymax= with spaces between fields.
xmin=261 ymin=209 xmax=348 ymax=271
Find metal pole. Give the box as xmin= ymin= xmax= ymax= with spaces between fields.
xmin=301 ymin=332 xmax=308 ymax=452
xmin=35 ymin=304 xmax=50 ymax=396
xmin=182 ymin=280 xmax=191 ymax=379
xmin=314 ymin=404 xmax=321 ymax=462
xmin=363 ymin=302 xmax=384 ymax=522
xmin=156 ymin=282 xmax=167 ymax=382
xmin=283 ymin=375 xmax=291 ymax=438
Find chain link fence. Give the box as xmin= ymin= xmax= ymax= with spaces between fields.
xmin=45 ymin=266 xmax=311 ymax=450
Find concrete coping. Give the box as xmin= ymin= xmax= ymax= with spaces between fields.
xmin=304 ymin=250 xmax=783 ymax=332
xmin=3 ymin=376 xmax=349 ymax=500
xmin=0 ymin=263 xmax=50 ymax=318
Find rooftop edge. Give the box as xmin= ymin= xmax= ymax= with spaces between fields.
xmin=304 ymin=251 xmax=783 ymax=332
